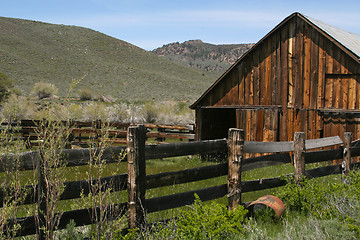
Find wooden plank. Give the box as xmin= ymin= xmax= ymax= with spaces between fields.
xmin=303 ymin=24 xmax=311 ymax=108
xmin=287 ymin=108 xmax=294 ymax=141
xmin=265 ymin=38 xmax=272 ymax=105
xmin=309 ymin=110 xmax=316 ymax=140
xmin=294 ymin=19 xmax=303 ymax=108
xmin=279 ymin=109 xmax=288 ymax=141
xmin=252 ymin=49 xmax=260 ymax=105
xmin=356 ymin=76 xmax=360 ymax=109
xmin=334 ymin=77 xmax=341 ymax=108
xmin=244 ymin=141 xmax=294 ymax=153
xmin=239 ymin=62 xmax=245 ymax=105
xmin=263 ymin=110 xmax=272 ymax=142
xmin=348 ymin=77 xmax=356 ymax=109
xmin=342 ymin=132 xmax=352 ymax=179
xmin=127 ymin=125 xmax=146 ymax=229
xmin=310 ymin=30 xmax=319 ymax=109
xmin=146 ymin=132 xmax=195 ymax=140
xmin=260 ymin=43 xmax=266 ymax=105
xmin=270 ymin=34 xmax=277 ymax=105
xmin=146 ymin=163 xmax=228 ymax=189
xmin=294 ymin=132 xmax=305 ymax=183
xmin=145 ymin=139 xmax=227 ymax=160
xmin=5 ymin=203 xmax=127 ymax=237
xmin=244 ymin=61 xmax=250 ymax=105
xmin=305 ymin=148 xmax=343 ymax=164
xmin=242 ymin=175 xmax=288 ymax=193
xmin=242 ymin=153 xmax=291 ymax=171
xmin=324 ymin=77 xmax=334 ymax=108
xmin=288 ymin=20 xmax=295 ymax=108
xmin=249 ymin=57 xmax=254 ymax=105
xmin=317 ymin=36 xmax=326 ymax=109
xmin=305 ymin=164 xmax=341 ymax=179
xmin=305 ymin=136 xmax=342 ymax=150
xmin=281 ymin=25 xmax=289 ymax=108
xmin=145 ymin=184 xmax=227 ymax=213
xmin=256 ymin=109 xmax=265 ymax=141
xmin=228 ymin=128 xmax=244 ymax=209
xmin=275 ymin=31 xmax=282 ymax=105
xmin=0 ymin=173 xmax=128 ymax=207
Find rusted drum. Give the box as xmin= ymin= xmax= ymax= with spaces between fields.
xmin=247 ymin=195 xmax=286 ymax=218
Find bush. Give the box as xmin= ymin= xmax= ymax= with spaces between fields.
xmin=175 ymin=194 xmax=248 ymax=239
xmin=31 ymin=82 xmax=58 ymax=99
xmin=0 ymin=72 xmax=13 ymax=102
xmin=77 ymin=87 xmax=94 ymax=101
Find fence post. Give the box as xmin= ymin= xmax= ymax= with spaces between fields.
xmin=37 ymin=151 xmax=47 ymax=240
xmin=294 ymin=132 xmax=305 ymax=184
xmin=227 ymin=128 xmax=244 ymax=210
xmin=342 ymin=132 xmax=352 ymax=183
xmin=127 ymin=124 xmax=146 ymax=229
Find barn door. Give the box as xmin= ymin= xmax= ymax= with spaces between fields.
xmin=236 ymin=108 xmax=279 ymax=142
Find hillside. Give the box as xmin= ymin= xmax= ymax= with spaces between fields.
xmin=152 ymin=40 xmax=254 ymax=73
xmin=0 ymin=17 xmax=217 ymax=101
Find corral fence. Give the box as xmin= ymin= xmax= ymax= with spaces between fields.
xmin=1 ymin=120 xmax=195 ymax=148
xmin=1 ymin=125 xmax=360 ymax=238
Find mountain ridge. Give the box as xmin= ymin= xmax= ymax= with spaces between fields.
xmin=152 ymin=40 xmax=254 ymax=73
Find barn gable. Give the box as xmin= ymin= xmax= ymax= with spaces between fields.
xmin=191 ymin=12 xmax=360 ymax=143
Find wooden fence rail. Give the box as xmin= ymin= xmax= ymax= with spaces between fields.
xmin=1 ymin=125 xmax=360 ymax=238
xmin=0 ymin=120 xmax=195 ymax=148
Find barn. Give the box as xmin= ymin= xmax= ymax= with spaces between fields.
xmin=190 ymin=12 xmax=360 ymax=143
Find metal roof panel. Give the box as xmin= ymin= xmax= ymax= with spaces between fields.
xmin=304 ymin=15 xmax=360 ymax=59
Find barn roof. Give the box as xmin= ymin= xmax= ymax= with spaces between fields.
xmin=190 ymin=12 xmax=360 ymax=109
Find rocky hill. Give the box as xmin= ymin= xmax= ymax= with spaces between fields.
xmin=152 ymin=40 xmax=254 ymax=73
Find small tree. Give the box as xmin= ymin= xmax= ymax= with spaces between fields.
xmin=31 ymin=82 xmax=58 ymax=99
xmin=0 ymin=72 xmax=13 ymax=102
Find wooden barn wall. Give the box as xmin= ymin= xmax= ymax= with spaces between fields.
xmin=199 ymin=16 xmax=360 ymax=109
xmin=196 ymin=15 xmax=360 ymax=142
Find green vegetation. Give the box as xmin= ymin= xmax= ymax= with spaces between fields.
xmin=77 ymin=87 xmax=94 ymax=101
xmin=0 ymin=96 xmax=195 ymax=124
xmin=0 ymin=71 xmax=13 ymax=102
xmin=0 ymin=17 xmax=216 ymax=102
xmin=31 ymin=82 xmax=58 ymax=99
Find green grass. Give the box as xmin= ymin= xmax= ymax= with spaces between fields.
xmin=0 ymin=17 xmax=216 ymax=102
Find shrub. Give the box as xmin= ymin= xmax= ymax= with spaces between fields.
xmin=31 ymin=82 xmax=58 ymax=99
xmin=175 ymin=194 xmax=248 ymax=239
xmin=77 ymin=87 xmax=94 ymax=101
xmin=0 ymin=72 xmax=13 ymax=102
xmin=1 ymin=94 xmax=36 ymax=121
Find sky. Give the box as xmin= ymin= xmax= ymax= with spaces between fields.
xmin=1 ymin=0 xmax=360 ymax=50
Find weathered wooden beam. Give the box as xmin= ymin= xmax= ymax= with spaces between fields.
xmin=144 ymin=139 xmax=227 ymax=160
xmin=305 ymin=136 xmax=342 ymax=150
xmin=127 ymin=125 xmax=146 ymax=229
xmin=294 ymin=132 xmax=305 ymax=183
xmin=241 ymin=175 xmax=289 ymax=193
xmin=342 ymin=132 xmax=352 ymax=182
xmin=244 ymin=141 xmax=294 ymax=153
xmin=305 ymin=164 xmax=341 ymax=179
xmin=146 ymin=163 xmax=227 ymax=189
xmin=242 ymin=153 xmax=291 ymax=171
xmin=227 ymin=128 xmax=244 ymax=210
xmin=4 ymin=202 xmax=127 ymax=237
xmin=304 ymin=148 xmax=343 ymax=164
xmin=145 ymin=184 xmax=227 ymax=213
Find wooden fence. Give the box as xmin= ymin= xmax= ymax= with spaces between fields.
xmin=1 ymin=125 xmax=360 ymax=238
xmin=1 ymin=120 xmax=195 ymax=148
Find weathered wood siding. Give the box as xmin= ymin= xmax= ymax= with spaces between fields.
xmin=199 ymin=16 xmax=360 ymax=108
xmin=195 ymin=14 xmax=360 ymax=142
